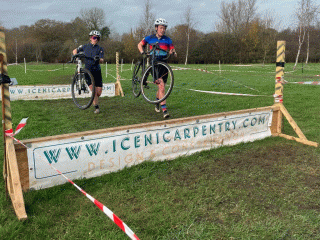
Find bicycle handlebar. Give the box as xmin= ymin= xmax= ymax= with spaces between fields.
xmin=145 ymin=42 xmax=173 ymax=61
xmin=68 ymin=52 xmax=100 ymax=63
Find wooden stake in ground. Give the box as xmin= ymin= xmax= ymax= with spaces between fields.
xmin=274 ymin=41 xmax=285 ymax=104
xmin=0 ymin=27 xmax=27 ymax=220
xmin=115 ymin=52 xmax=124 ymax=97
xmin=272 ymin=41 xmax=286 ymax=134
xmin=271 ymin=40 xmax=318 ymax=147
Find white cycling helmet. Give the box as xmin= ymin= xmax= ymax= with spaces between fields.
xmin=154 ymin=18 xmax=168 ymax=27
xmin=89 ymin=30 xmax=101 ymax=37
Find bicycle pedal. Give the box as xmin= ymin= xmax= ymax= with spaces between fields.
xmin=144 ymin=85 xmax=150 ymax=89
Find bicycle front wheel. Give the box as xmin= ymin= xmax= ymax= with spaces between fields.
xmin=71 ymin=68 xmax=95 ymax=110
xmin=141 ymin=62 xmax=174 ymax=104
xmin=132 ymin=61 xmax=142 ymax=97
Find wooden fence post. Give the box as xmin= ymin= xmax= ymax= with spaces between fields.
xmin=272 ymin=41 xmax=286 ymax=135
xmin=115 ymin=52 xmax=124 ymax=97
xmin=0 ymin=27 xmax=27 ymax=220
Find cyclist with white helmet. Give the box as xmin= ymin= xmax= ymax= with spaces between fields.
xmin=73 ymin=30 xmax=104 ymax=114
xmin=138 ymin=18 xmax=177 ymax=119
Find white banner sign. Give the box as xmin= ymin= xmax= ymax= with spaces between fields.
xmin=27 ymin=109 xmax=273 ymax=190
xmin=0 ymin=83 xmax=115 ymax=100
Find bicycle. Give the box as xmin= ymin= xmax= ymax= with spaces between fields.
xmin=69 ymin=52 xmax=98 ymax=110
xmin=132 ymin=42 xmax=174 ymax=104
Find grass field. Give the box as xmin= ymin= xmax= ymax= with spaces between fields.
xmin=1 ymin=62 xmax=320 ymax=239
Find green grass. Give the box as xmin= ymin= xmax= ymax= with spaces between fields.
xmin=1 ymin=62 xmax=320 ymax=239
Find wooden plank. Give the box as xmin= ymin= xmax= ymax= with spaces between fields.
xmin=14 ymin=105 xmax=277 ymax=147
xmin=117 ymin=80 xmax=124 ymax=97
xmin=6 ymin=138 xmax=27 ymax=220
xmin=114 ymin=81 xmax=120 ymax=96
xmin=6 ymin=151 xmax=13 ymax=195
xmin=279 ymin=104 xmax=307 ymax=140
xmin=275 ymin=133 xmax=318 ymax=147
xmin=271 ymin=104 xmax=282 ymax=135
xmin=14 ymin=145 xmax=29 ymax=192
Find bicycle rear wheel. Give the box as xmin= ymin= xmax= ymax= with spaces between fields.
xmin=132 ymin=61 xmax=142 ymax=97
xmin=71 ymin=68 xmax=95 ymax=110
xmin=141 ymin=62 xmax=174 ymax=104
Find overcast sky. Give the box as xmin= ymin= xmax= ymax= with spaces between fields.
xmin=1 ymin=0 xmax=297 ymax=35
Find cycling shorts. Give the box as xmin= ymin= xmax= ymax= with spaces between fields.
xmin=85 ymin=69 xmax=103 ymax=87
xmin=145 ymin=62 xmax=168 ymax=83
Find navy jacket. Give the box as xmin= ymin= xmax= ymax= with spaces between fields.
xmin=77 ymin=43 xmax=104 ymax=71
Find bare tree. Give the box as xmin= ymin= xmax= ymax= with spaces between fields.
xmin=304 ymin=0 xmax=318 ymax=64
xmin=216 ymin=0 xmax=257 ymax=62
xmin=293 ymin=0 xmax=318 ymax=69
xmin=138 ymin=0 xmax=155 ymax=37
xmin=217 ymin=0 xmax=257 ymax=34
xmin=259 ymin=11 xmax=277 ymax=66
xmin=183 ymin=6 xmax=197 ymax=65
xmin=80 ymin=7 xmax=106 ymax=31
xmin=8 ymin=29 xmax=19 ymax=64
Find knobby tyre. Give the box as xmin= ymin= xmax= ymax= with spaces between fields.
xmin=141 ymin=61 xmax=174 ymax=104
xmin=132 ymin=61 xmax=142 ymax=97
xmin=71 ymin=68 xmax=95 ymax=110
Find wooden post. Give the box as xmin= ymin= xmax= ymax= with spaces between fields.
xmin=271 ymin=40 xmax=318 ymax=147
xmin=115 ymin=52 xmax=124 ymax=97
xmin=24 ymin=58 xmax=26 ymax=74
xmin=0 ymin=28 xmax=27 ymax=220
xmin=272 ymin=41 xmax=286 ymax=134
xmin=274 ymin=41 xmax=285 ymax=104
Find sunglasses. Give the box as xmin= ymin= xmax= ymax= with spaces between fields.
xmin=91 ymin=36 xmax=100 ymax=40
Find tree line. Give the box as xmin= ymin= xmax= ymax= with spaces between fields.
xmin=4 ymin=0 xmax=320 ymax=65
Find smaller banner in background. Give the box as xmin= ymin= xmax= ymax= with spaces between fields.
xmin=0 ymin=83 xmax=115 ymax=100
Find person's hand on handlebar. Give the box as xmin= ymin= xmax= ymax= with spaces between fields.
xmin=94 ymin=56 xmax=104 ymax=64
xmin=141 ymin=51 xmax=147 ymax=59
xmin=169 ymin=49 xmax=177 ymax=57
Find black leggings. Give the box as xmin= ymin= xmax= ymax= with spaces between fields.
xmin=85 ymin=69 xmax=103 ymax=87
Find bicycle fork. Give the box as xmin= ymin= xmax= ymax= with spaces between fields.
xmin=76 ymin=59 xmax=85 ymax=95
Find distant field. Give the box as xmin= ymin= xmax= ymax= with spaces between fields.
xmin=1 ymin=62 xmax=320 ymax=239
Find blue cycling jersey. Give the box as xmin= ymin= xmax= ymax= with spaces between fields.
xmin=140 ymin=34 xmax=174 ymax=61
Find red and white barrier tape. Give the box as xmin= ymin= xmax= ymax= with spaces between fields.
xmin=172 ymin=66 xmax=276 ymax=74
xmin=173 ymin=67 xmax=262 ymax=93
xmin=289 ymin=81 xmax=320 ymax=85
xmin=187 ymin=88 xmax=271 ymax=97
xmin=5 ymin=119 xmax=140 ymax=240
xmin=5 ymin=118 xmax=28 ymax=136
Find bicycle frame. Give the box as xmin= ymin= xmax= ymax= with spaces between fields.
xmin=142 ymin=43 xmax=169 ymax=83
xmin=69 ymin=53 xmax=96 ymax=109
xmin=76 ymin=57 xmax=83 ymax=92
xmin=132 ymin=42 xmax=174 ymax=104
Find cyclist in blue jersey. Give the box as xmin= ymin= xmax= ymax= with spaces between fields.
xmin=138 ymin=18 xmax=177 ymax=118
xmin=73 ymin=30 xmax=104 ymax=114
